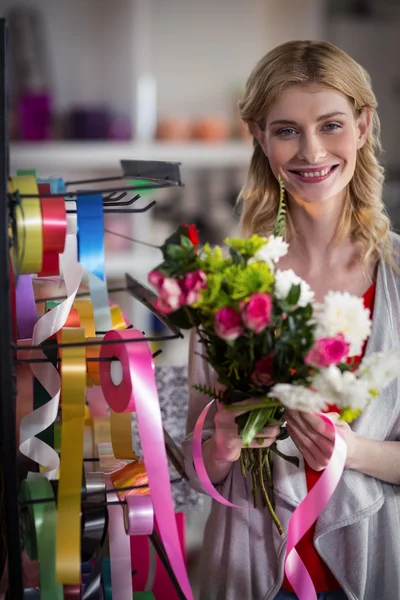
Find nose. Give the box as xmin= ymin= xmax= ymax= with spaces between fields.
xmin=297 ymin=133 xmax=327 ymax=164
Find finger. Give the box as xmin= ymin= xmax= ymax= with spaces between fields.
xmin=286 ymin=420 xmax=332 ymax=464
xmin=286 ymin=426 xmax=319 ymax=469
xmin=247 ymin=438 xmax=276 ymax=449
xmin=287 ymin=409 xmax=335 ymax=441
xmin=255 ymin=425 xmax=281 ymax=438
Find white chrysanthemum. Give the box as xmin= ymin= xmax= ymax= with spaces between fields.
xmin=274 ymin=269 xmax=315 ymax=308
xmin=314 ymin=291 xmax=371 ymax=357
xmin=248 ymin=235 xmax=288 ymax=268
xmin=268 ymin=383 xmax=327 ymax=412
xmin=312 ymin=365 xmax=370 ymax=410
xmin=356 ymin=350 xmax=400 ymax=395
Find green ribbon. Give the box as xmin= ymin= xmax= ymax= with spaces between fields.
xmin=20 ymin=479 xmax=63 ymax=599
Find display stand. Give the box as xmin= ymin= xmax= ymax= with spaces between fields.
xmin=0 ymin=18 xmax=24 ymax=600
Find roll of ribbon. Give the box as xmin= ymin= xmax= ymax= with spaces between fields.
xmin=110 ymin=410 xmax=140 ymax=460
xmin=10 ymin=258 xmax=18 ymax=341
xmin=124 ymin=495 xmax=154 ymax=536
xmin=110 ymin=459 xmax=149 ymax=501
xmin=16 ymin=274 xmax=37 ymax=339
xmin=39 ymin=251 xmax=60 ymax=277
xmin=10 ymin=175 xmax=43 ymax=274
xmin=76 ymin=194 xmax=112 ymax=332
xmin=81 ymin=503 xmax=108 ymax=562
xmin=110 ymin=305 xmax=127 ymax=330
xmin=20 ymin=478 xmax=63 ymax=599
xmin=86 ymin=471 xmax=106 ymax=502
xmin=39 ymin=187 xmax=67 ymax=253
xmin=63 ymin=585 xmax=81 ymax=599
xmin=99 ymin=329 xmax=194 ymax=600
xmin=56 ymin=327 xmax=86 ymax=584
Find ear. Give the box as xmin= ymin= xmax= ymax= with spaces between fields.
xmin=248 ymin=120 xmax=268 ymax=156
xmin=356 ymin=107 xmax=372 ymax=149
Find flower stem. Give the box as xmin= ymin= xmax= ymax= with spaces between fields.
xmin=257 ymin=449 xmax=284 ymax=535
xmin=224 ymin=402 xmax=281 ymax=412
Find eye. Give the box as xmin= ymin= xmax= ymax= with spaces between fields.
xmin=276 ymin=127 xmax=297 ymax=137
xmin=323 ymin=122 xmax=341 ymax=132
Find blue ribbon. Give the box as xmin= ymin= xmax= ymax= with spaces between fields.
xmin=38 ymin=177 xmax=67 ymax=194
xmin=76 ymin=194 xmax=105 ymax=281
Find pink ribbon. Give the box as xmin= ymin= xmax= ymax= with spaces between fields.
xmin=284 ymin=414 xmax=347 ymax=600
xmin=99 ymin=329 xmax=194 ymax=600
xmin=193 ymin=405 xmax=347 ymax=599
xmin=105 ymin=475 xmax=133 ymax=600
xmin=192 ymin=399 xmax=248 ymax=508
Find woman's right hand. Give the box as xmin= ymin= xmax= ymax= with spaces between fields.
xmin=212 ymin=399 xmax=281 ymax=463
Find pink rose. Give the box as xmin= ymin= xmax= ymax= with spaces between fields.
xmin=242 ymin=292 xmax=272 ymax=334
xmin=214 ymin=306 xmax=244 ymax=341
xmin=251 ymin=355 xmax=274 ymax=387
xmin=148 ymin=270 xmax=166 ymax=288
xmin=151 ymin=276 xmax=183 ymax=314
xmin=183 ymin=270 xmax=207 ymax=305
xmin=305 ymin=334 xmax=350 ymax=368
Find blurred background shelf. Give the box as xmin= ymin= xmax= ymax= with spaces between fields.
xmin=10 ymin=141 xmax=253 ymax=172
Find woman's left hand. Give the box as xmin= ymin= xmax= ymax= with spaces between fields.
xmin=285 ymin=409 xmax=358 ymax=471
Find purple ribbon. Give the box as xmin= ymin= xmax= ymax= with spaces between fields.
xmin=16 ymin=274 xmax=37 ymax=339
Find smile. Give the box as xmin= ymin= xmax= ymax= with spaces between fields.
xmin=288 ymin=165 xmax=339 ymax=183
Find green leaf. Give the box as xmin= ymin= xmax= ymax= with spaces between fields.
xmin=180 ymin=234 xmax=194 ymax=249
xmin=287 ymin=283 xmax=301 ymax=306
xmin=240 ymin=407 xmax=273 ymax=446
xmin=166 ymin=244 xmax=185 ymax=259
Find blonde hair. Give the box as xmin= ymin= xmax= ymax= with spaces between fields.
xmin=238 ymin=40 xmax=393 ymax=266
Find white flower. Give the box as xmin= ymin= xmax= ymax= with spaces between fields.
xmin=314 ymin=291 xmax=371 ymax=357
xmin=274 ymin=269 xmax=315 ymax=308
xmin=248 ymin=235 xmax=288 ymax=268
xmin=269 ymin=383 xmax=328 ymax=412
xmin=312 ymin=365 xmax=370 ymax=411
xmin=356 ymin=350 xmax=400 ymax=395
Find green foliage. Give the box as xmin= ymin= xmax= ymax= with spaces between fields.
xmin=224 ymin=234 xmax=268 ymax=258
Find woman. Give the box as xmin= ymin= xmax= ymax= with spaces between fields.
xmin=182 ymin=41 xmax=400 ymax=600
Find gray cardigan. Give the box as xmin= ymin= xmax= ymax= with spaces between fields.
xmin=182 ymin=232 xmax=400 ymax=600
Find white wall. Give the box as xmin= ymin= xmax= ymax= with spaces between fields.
xmin=1 ymin=0 xmax=326 ymax=122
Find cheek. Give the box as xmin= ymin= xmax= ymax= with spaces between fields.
xmin=266 ymin=140 xmax=295 ymax=172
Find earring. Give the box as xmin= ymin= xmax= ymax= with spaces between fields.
xmin=273 ymin=175 xmax=287 ymax=237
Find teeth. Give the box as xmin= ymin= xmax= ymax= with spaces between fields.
xmin=299 ymin=167 xmax=331 ymax=178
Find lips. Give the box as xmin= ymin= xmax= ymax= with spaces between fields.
xmin=288 ymin=164 xmax=339 ymax=183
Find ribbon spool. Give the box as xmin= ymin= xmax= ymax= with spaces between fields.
xmin=73 ymin=299 xmax=96 ymax=337
xmin=20 ymin=479 xmax=63 ymax=599
xmin=10 ymin=175 xmax=43 ymax=274
xmin=16 ymin=274 xmax=37 ymax=339
xmin=124 ymin=495 xmax=154 ymax=536
xmin=38 ymin=182 xmax=67 ymax=277
xmin=56 ymin=327 xmax=87 ymax=585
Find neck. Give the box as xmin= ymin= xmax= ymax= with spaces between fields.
xmin=286 ymin=193 xmax=352 ymax=270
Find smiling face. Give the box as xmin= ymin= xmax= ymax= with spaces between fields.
xmin=253 ymin=84 xmax=370 ymax=207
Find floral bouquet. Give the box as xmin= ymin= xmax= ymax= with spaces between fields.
xmin=148 ymin=223 xmax=399 ymax=532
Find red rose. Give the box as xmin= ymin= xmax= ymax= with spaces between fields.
xmin=182 ymin=223 xmax=199 ymax=247
xmin=251 ymin=355 xmax=274 ymax=387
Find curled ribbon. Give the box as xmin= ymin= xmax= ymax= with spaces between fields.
xmin=284 ymin=414 xmax=347 ymax=600
xmin=19 ymin=234 xmax=83 ymax=478
xmin=192 ymin=399 xmax=248 ymax=508
xmin=99 ymin=329 xmax=194 ymax=600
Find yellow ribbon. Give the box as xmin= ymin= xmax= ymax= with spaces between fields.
xmin=56 ymin=327 xmax=86 ymax=584
xmin=110 ymin=410 xmax=140 ymax=460
xmin=73 ymin=299 xmax=96 ymax=337
xmin=110 ymin=305 xmax=126 ymax=330
xmin=10 ymin=175 xmax=43 ymax=274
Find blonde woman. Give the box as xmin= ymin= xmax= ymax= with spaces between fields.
xmin=183 ymin=41 xmax=400 ymax=600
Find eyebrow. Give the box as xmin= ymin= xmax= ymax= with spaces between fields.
xmin=269 ymin=111 xmax=347 ymax=127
